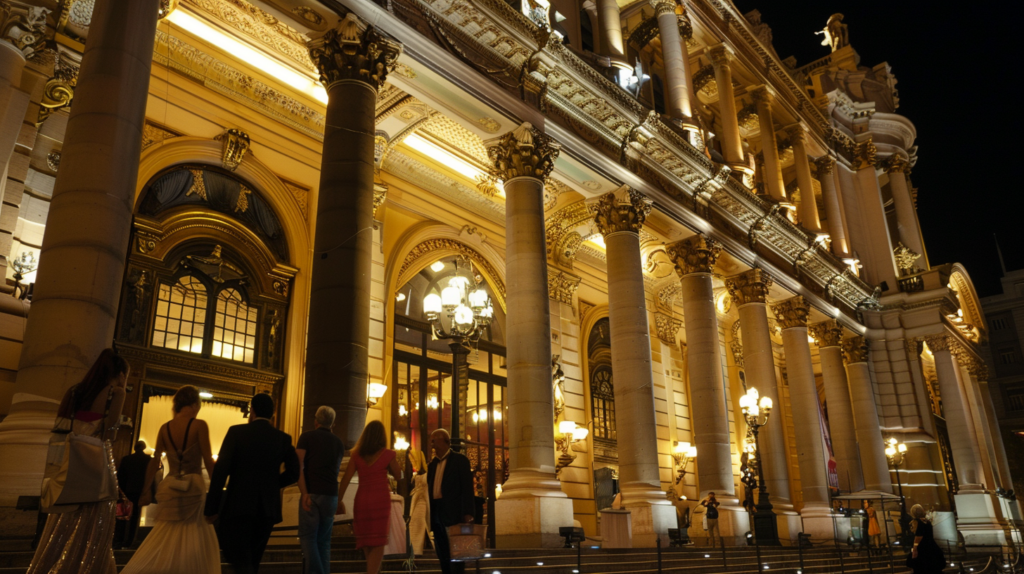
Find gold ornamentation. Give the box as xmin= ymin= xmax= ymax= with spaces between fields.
xmin=814 ymin=155 xmax=835 ymax=176
xmin=594 ymin=187 xmax=652 ymax=236
xmin=882 ymin=154 xmax=909 ymax=174
xmin=272 ymin=279 xmax=289 ymax=297
xmin=893 ymin=241 xmax=921 ymax=275
xmin=924 ymin=335 xmax=952 ymax=353
xmin=477 ymin=118 xmax=501 ymax=134
xmin=37 ymin=53 xmax=78 ymax=126
xmin=665 ymin=234 xmax=722 ymax=276
xmin=854 ymin=138 xmax=877 ymax=170
xmin=655 ymin=312 xmax=683 ymax=344
xmin=187 ymin=169 xmax=208 ymax=200
xmin=398 ymin=239 xmax=507 ymax=311
xmin=184 ymin=0 xmax=312 ymax=72
xmin=750 ymin=85 xmax=774 ymax=105
xmin=308 ymin=14 xmax=401 ymax=91
xmin=142 ymin=122 xmax=181 ymax=151
xmin=46 ymin=150 xmax=60 ymax=172
xmin=373 ymin=183 xmax=388 ymax=215
xmin=281 ymin=180 xmax=308 ymax=218
xmin=726 ymin=268 xmax=773 ymax=306
xmin=234 ymin=186 xmax=251 ymax=213
xmin=475 ymin=175 xmax=500 ymax=198
xmin=579 ymin=299 xmax=595 ymax=321
xmin=548 ymin=268 xmax=581 ymax=305
xmin=771 ymin=296 xmax=810 ymax=330
xmin=842 ymin=336 xmax=868 ymax=363
xmin=291 ymin=6 xmax=324 ymax=26
xmin=217 ymin=128 xmax=251 ymax=171
xmin=158 ymin=0 xmax=178 ymax=19
xmin=374 ymin=134 xmax=389 ymax=167
xmin=707 ymin=45 xmax=732 ymax=68
xmin=808 ymin=319 xmax=843 ymax=347
xmin=1 ymin=1 xmax=50 ymax=59
xmin=136 ymin=233 xmax=159 ymax=255
xmin=487 ymin=122 xmax=561 ymax=182
xmin=737 ymin=103 xmax=759 ymax=132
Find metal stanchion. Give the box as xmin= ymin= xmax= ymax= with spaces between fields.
xmin=657 ymin=536 xmax=663 ymax=573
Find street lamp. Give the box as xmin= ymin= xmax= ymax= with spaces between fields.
xmin=673 ymin=441 xmax=697 ymax=485
xmin=423 ymin=257 xmax=494 ymax=452
xmin=739 ymin=386 xmax=780 ymax=546
xmin=886 ymin=437 xmax=912 ymax=545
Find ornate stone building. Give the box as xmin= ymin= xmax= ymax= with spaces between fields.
xmin=0 ymin=0 xmax=1013 ymax=548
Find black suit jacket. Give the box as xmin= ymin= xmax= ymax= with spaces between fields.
xmin=117 ymin=452 xmax=152 ymax=498
xmin=205 ymin=419 xmax=299 ymax=523
xmin=426 ymin=451 xmax=475 ymax=527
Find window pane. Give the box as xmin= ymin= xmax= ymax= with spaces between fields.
xmin=211 ymin=288 xmax=258 ymax=365
xmin=151 ymin=276 xmax=207 ymax=356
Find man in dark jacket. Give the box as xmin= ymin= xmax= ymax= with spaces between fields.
xmin=114 ymin=440 xmax=151 ymax=548
xmin=205 ymin=393 xmax=299 ymax=574
xmin=427 ymin=429 xmax=475 ymax=574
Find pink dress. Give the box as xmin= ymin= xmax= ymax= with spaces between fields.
xmin=354 ymin=449 xmax=396 ymax=549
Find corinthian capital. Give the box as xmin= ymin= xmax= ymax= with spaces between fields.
xmin=924 ymin=335 xmax=952 ymax=353
xmin=308 ymin=14 xmax=401 ymax=91
xmin=771 ymin=296 xmax=810 ymax=330
xmin=1 ymin=1 xmax=51 ymax=59
xmin=785 ymin=124 xmax=808 ymax=144
xmin=842 ymin=336 xmax=868 ymax=363
xmin=814 ymin=155 xmax=835 ymax=176
xmin=594 ymin=187 xmax=652 ymax=236
xmin=706 ymin=44 xmax=733 ymax=68
xmin=882 ymin=154 xmax=910 ymax=174
xmin=749 ymin=85 xmax=774 ymax=105
xmin=809 ymin=319 xmax=843 ymax=348
xmin=650 ymin=0 xmax=677 ymax=17
xmin=665 ymin=234 xmax=722 ymax=276
xmin=487 ymin=122 xmax=561 ymax=182
xmin=726 ymin=268 xmax=772 ymax=306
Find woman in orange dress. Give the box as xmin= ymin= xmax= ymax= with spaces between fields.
xmin=338 ymin=421 xmax=402 ymax=574
xmin=864 ymin=500 xmax=882 ymax=551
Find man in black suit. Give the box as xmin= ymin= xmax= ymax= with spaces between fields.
xmin=427 ymin=429 xmax=475 ymax=574
xmin=205 ymin=393 xmax=299 ymax=574
xmin=114 ymin=440 xmax=151 ymax=548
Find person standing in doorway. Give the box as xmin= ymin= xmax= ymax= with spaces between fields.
xmin=296 ymin=406 xmax=345 ymax=574
xmin=702 ymin=492 xmax=721 ymax=548
xmin=427 ymin=429 xmax=474 ymax=574
xmin=114 ymin=440 xmax=152 ymax=549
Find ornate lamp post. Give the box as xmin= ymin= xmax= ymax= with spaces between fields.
xmin=886 ymin=437 xmax=912 ymax=544
xmin=423 ymin=257 xmax=494 ymax=452
xmin=739 ymin=386 xmax=780 ymax=546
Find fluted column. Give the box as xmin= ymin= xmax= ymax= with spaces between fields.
xmin=772 ymin=297 xmax=830 ymax=520
xmin=305 ymin=16 xmax=401 ymax=445
xmin=751 ymin=86 xmax=786 ymax=202
xmin=594 ymin=187 xmax=675 ymax=546
xmin=706 ymin=44 xmax=743 ymax=165
xmin=809 ymin=320 xmax=864 ymax=492
xmin=787 ymin=125 xmax=822 ymax=233
xmin=881 ymin=155 xmax=923 ymax=268
xmin=815 ymin=156 xmax=850 ymax=258
xmin=651 ymin=0 xmax=693 ymax=122
xmin=487 ymin=123 xmax=573 ymax=547
xmin=927 ymin=336 xmax=985 ymax=491
xmin=725 ymin=268 xmax=791 ymax=506
xmin=666 ymin=235 xmax=735 ymax=498
xmin=0 ymin=0 xmax=161 ymax=520
xmin=843 ymin=337 xmax=891 ymax=492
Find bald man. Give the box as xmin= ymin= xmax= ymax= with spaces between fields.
xmin=427 ymin=429 xmax=475 ymax=574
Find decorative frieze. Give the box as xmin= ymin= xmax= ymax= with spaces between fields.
xmin=665 ymin=234 xmax=722 ymax=276
xmin=308 ymin=14 xmax=401 ymax=91
xmin=725 ymin=268 xmax=773 ymax=306
xmin=594 ymin=187 xmax=652 ymax=236
xmin=771 ymin=296 xmax=810 ymax=330
xmin=487 ymin=122 xmax=561 ymax=181
xmin=548 ymin=267 xmax=581 ymax=305
xmin=808 ymin=319 xmax=843 ymax=348
xmin=654 ymin=312 xmax=683 ymax=345
xmin=842 ymin=336 xmax=868 ymax=363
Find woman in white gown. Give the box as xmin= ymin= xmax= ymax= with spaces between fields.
xmin=409 ymin=472 xmax=430 ymax=556
xmin=122 ymin=386 xmax=220 ymax=574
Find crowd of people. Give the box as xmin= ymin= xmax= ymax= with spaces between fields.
xmin=26 ymin=348 xmax=476 ymax=574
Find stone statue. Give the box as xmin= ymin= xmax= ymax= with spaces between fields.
xmin=815 ymin=13 xmax=849 ymax=52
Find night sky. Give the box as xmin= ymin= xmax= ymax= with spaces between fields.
xmin=730 ymin=0 xmax=1024 ymax=297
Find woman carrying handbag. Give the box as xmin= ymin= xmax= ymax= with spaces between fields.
xmin=28 ymin=349 xmax=129 ymax=574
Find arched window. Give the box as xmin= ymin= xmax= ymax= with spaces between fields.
xmin=152 ymin=276 xmax=208 ymax=354
xmin=591 ymin=366 xmax=616 ymax=440
xmin=213 ymin=288 xmax=258 ymax=363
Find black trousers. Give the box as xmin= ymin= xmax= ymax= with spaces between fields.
xmin=217 ymin=516 xmax=276 ymax=574
xmin=430 ymin=500 xmax=464 ymax=574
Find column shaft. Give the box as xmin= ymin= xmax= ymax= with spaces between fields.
xmin=963 ymin=369 xmax=999 ymax=490
xmin=846 ymin=361 xmax=891 ymax=492
xmin=707 ymin=46 xmax=743 ymax=164
xmin=885 ymin=159 xmax=924 ymax=260
xmin=816 ymin=158 xmax=850 ymax=257
xmin=653 ymin=2 xmax=692 ymax=121
xmin=979 ymin=380 xmax=1014 ymax=490
xmin=931 ymin=344 xmax=984 ymax=490
xmin=789 ymin=128 xmax=822 ymax=232
xmin=596 ymin=0 xmax=626 ymax=63
xmin=779 ymin=325 xmax=829 ymax=510
xmin=752 ymin=88 xmax=785 ymax=201
xmin=811 ymin=323 xmax=864 ymax=493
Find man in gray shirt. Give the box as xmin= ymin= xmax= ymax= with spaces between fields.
xmin=296 ymin=406 xmax=346 ymax=574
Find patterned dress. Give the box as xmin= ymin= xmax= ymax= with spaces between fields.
xmin=353 ymin=449 xmax=396 ymax=549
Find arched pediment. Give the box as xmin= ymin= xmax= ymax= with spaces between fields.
xmin=947 ymin=263 xmax=987 ymax=342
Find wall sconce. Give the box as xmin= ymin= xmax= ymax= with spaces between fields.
xmin=672 ymin=441 xmax=697 ymax=485
xmin=555 ymin=420 xmax=589 ymax=475
xmin=367 ymin=382 xmax=388 ymax=407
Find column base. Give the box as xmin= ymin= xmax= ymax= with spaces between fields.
xmin=0 ymin=394 xmax=60 ymax=537
xmin=799 ymin=505 xmax=836 ymax=540
xmin=495 ymin=494 xmax=575 ymax=548
xmin=623 ymin=502 xmax=677 ymax=547
xmin=954 ymin=492 xmax=1009 ymax=547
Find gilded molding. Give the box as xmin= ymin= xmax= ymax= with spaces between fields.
xmin=853 ymin=138 xmax=877 ymax=170
xmin=808 ymin=319 xmax=843 ymax=348
xmin=771 ymin=296 xmax=810 ymax=330
xmin=893 ymin=241 xmax=921 ymax=275
xmin=842 ymin=336 xmax=868 ymax=363
xmin=216 ymin=128 xmax=251 ymax=171
xmin=37 ymin=51 xmax=78 ymax=126
xmin=184 ymin=0 xmax=311 ymax=72
xmin=725 ymin=268 xmax=773 ymax=306
xmin=594 ymin=187 xmax=651 ymax=236
xmin=373 ymin=183 xmax=388 ymax=216
xmin=665 ymin=234 xmax=722 ymax=276
xmin=548 ymin=267 xmax=581 ymax=305
xmin=487 ymin=122 xmax=561 ymax=181
xmin=654 ymin=312 xmax=683 ymax=345
xmin=308 ymin=14 xmax=401 ymax=91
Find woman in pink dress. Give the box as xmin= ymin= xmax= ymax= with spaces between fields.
xmin=338 ymin=420 xmax=401 ymax=574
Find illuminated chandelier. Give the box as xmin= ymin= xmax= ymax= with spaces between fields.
xmin=423 ymin=257 xmax=494 ymax=341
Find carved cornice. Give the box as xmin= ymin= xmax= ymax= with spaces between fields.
xmin=487 ymin=122 xmax=561 ymax=181
xmin=771 ymin=296 xmax=810 ymax=330
xmin=594 ymin=187 xmax=651 ymax=236
xmin=308 ymin=14 xmax=401 ymax=91
xmin=184 ymin=0 xmax=312 ymax=72
xmin=665 ymin=234 xmax=722 ymax=276
xmin=654 ymin=312 xmax=683 ymax=344
xmin=881 ymin=154 xmax=910 ymax=174
xmin=548 ymin=267 xmax=581 ymax=305
xmin=842 ymin=336 xmax=868 ymax=363
xmin=808 ymin=319 xmax=843 ymax=348
xmin=725 ymin=268 xmax=772 ymax=306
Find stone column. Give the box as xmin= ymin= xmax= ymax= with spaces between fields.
xmin=706 ymin=44 xmax=743 ymax=165
xmin=809 ymin=320 xmax=864 ymax=492
xmin=725 ymin=268 xmax=792 ymax=507
xmin=881 ymin=155 xmax=924 ymax=269
xmin=786 ymin=125 xmax=822 ymax=234
xmin=750 ymin=86 xmax=786 ymax=202
xmin=0 ymin=0 xmax=161 ymax=527
xmin=815 ymin=156 xmax=850 ymax=258
xmin=977 ymin=373 xmax=1013 ymax=491
xmin=651 ymin=0 xmax=693 ymax=122
xmin=962 ymin=363 xmax=999 ymax=490
xmin=594 ymin=187 xmax=675 ymax=546
xmin=666 ymin=235 xmax=735 ymax=498
xmin=487 ymin=122 xmax=573 ymax=547
xmin=926 ymin=336 xmax=984 ymax=491
xmin=0 ymin=28 xmax=31 ymax=271
xmin=843 ymin=337 xmax=891 ymax=492
xmin=772 ymin=297 xmax=830 ymax=532
xmin=596 ymin=0 xmax=627 ymax=67
xmin=305 ymin=15 xmax=401 ymax=446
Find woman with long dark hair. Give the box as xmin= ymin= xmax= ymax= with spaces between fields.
xmin=29 ymin=348 xmax=129 ymax=574
xmin=337 ymin=420 xmax=401 ymax=574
